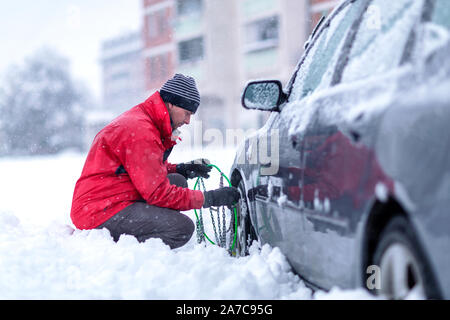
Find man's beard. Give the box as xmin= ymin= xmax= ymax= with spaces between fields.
xmin=169 ymin=115 xmax=178 ymax=130
xmin=170 ymin=119 xmax=183 ymax=131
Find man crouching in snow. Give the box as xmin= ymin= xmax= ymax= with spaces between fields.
xmin=70 ymin=74 xmax=240 ymax=248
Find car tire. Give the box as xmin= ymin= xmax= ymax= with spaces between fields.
xmin=372 ymin=215 xmax=441 ymax=299
xmin=233 ymin=179 xmax=257 ymax=257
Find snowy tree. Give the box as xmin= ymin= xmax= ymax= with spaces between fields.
xmin=0 ymin=48 xmax=89 ymax=156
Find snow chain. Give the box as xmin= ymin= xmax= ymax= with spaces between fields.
xmin=194 ymin=164 xmax=237 ymax=253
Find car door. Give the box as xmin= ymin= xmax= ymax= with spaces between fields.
xmin=298 ymin=0 xmax=427 ymax=290
xmin=250 ymin=112 xmax=286 ymax=249
xmin=269 ymin=0 xmax=371 ymax=279
xmin=250 ymin=113 xmax=298 ymax=255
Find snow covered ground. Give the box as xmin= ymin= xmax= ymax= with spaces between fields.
xmin=0 ymin=146 xmax=377 ymax=300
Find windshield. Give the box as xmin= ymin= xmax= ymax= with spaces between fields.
xmin=432 ymin=0 xmax=450 ymax=29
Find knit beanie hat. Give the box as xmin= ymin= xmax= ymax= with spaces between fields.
xmin=160 ymin=74 xmax=201 ymax=114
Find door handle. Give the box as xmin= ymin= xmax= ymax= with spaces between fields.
xmin=350 ymin=113 xmax=364 ymax=142
xmin=290 ymin=135 xmax=300 ymax=150
xmin=248 ymin=185 xmax=268 ymax=201
xmin=350 ymin=130 xmax=361 ymax=142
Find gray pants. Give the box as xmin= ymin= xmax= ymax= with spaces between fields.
xmin=98 ymin=173 xmax=195 ymax=249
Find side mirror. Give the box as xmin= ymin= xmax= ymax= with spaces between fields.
xmin=241 ymin=80 xmax=286 ymax=112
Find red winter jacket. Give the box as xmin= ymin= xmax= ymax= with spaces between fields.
xmin=71 ymin=92 xmax=204 ymax=230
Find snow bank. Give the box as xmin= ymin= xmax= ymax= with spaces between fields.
xmin=0 ymin=214 xmax=312 ymax=299
xmin=0 ymin=150 xmax=376 ymax=299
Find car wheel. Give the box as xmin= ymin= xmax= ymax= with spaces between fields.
xmin=233 ymin=179 xmax=257 ymax=257
xmin=372 ymin=216 xmax=440 ymax=299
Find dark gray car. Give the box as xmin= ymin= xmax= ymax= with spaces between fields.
xmin=229 ymin=0 xmax=450 ymax=299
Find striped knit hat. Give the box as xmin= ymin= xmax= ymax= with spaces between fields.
xmin=160 ymin=74 xmax=201 ymax=114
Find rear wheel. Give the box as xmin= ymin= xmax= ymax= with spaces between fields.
xmin=372 ymin=216 xmax=440 ymax=299
xmin=233 ymin=180 xmax=257 ymax=257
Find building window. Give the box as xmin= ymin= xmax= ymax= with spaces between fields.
xmin=110 ymin=72 xmax=129 ymax=81
xmin=147 ymin=9 xmax=169 ymax=40
xmin=245 ymin=16 xmax=279 ymax=52
xmin=177 ymin=0 xmax=202 ymax=16
xmin=178 ymin=37 xmax=204 ymax=63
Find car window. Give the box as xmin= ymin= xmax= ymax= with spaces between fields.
xmin=341 ymin=0 xmax=425 ymax=83
xmin=289 ymin=1 xmax=365 ymax=102
xmin=432 ymin=0 xmax=450 ymax=29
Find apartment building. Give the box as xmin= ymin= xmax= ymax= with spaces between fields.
xmin=139 ymin=0 xmax=337 ymax=136
xmin=236 ymin=0 xmax=339 ymax=128
xmin=88 ymin=32 xmax=146 ymax=149
xmin=143 ymin=0 xmax=176 ymax=92
xmin=237 ymin=0 xmax=309 ymax=128
xmin=174 ymin=0 xmax=240 ymax=133
xmin=100 ymin=31 xmax=145 ymax=114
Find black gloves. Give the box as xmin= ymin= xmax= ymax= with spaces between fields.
xmin=176 ymin=158 xmax=212 ymax=180
xmin=203 ymin=187 xmax=241 ymax=208
xmin=176 ymin=159 xmax=241 ymax=208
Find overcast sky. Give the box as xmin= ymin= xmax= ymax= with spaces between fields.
xmin=0 ymin=0 xmax=141 ymax=102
